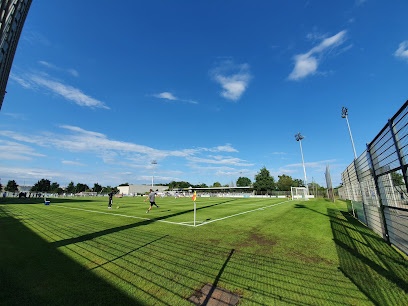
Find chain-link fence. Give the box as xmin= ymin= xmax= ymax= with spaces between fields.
xmin=338 ymin=100 xmax=408 ymax=256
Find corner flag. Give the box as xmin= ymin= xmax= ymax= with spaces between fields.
xmin=192 ymin=191 xmax=197 ymax=226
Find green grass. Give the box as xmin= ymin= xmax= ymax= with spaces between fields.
xmin=0 ymin=196 xmax=407 ymax=305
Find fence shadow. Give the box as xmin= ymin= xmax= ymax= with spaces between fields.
xmin=3 ymin=202 xmax=407 ymax=305
xmin=0 ymin=207 xmax=145 ymax=305
xmin=328 ymin=208 xmax=408 ymax=305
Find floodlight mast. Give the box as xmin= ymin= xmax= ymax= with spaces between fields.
xmin=151 ymin=160 xmax=157 ymax=187
xmin=295 ymin=132 xmax=308 ymax=193
xmin=341 ymin=107 xmax=358 ymax=160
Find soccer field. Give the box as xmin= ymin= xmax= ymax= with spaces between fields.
xmin=1 ymin=197 xmax=407 ymax=305
xmin=53 ymin=196 xmax=291 ymax=227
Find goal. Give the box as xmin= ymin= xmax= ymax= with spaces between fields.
xmin=291 ymin=187 xmax=309 ymax=200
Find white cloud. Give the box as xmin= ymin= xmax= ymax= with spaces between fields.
xmin=211 ymin=61 xmax=251 ymax=101
xmin=395 ymin=41 xmax=408 ymax=61
xmin=288 ymin=30 xmax=347 ymax=80
xmin=38 ymin=61 xmax=79 ymax=77
xmin=289 ymin=54 xmax=318 ymax=80
xmin=0 ymin=126 xmax=244 ymax=170
xmin=62 ymin=160 xmax=85 ymax=166
xmin=187 ymin=154 xmax=253 ymax=167
xmin=67 ymin=69 xmax=79 ymax=77
xmin=0 ymin=126 xmax=253 ymax=186
xmin=0 ymin=140 xmax=45 ymax=160
xmin=10 ymin=73 xmax=32 ymax=89
xmin=154 ymin=92 xmax=177 ymax=100
xmin=212 ymin=145 xmax=238 ymax=153
xmin=30 ymin=74 xmax=109 ymax=109
xmin=11 ymin=72 xmax=108 ymax=109
xmin=153 ymin=92 xmax=198 ymax=104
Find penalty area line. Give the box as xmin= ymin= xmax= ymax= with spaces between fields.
xmin=53 ymin=205 xmax=195 ymax=227
xmin=195 ymin=200 xmax=291 ymax=227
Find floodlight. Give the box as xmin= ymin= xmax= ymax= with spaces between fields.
xmin=295 ymin=132 xmax=304 ymax=142
xmin=341 ymin=106 xmax=348 ymax=118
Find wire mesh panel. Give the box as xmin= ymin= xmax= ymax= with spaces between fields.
xmin=384 ymin=207 xmax=408 ymax=255
xmin=360 ymin=179 xmax=378 ymax=207
xmin=340 ymin=100 xmax=408 ymax=255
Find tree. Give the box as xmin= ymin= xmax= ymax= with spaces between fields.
xmin=104 ymin=186 xmax=119 ymax=194
xmin=66 ymin=181 xmax=76 ymax=194
xmin=93 ymin=183 xmax=103 ymax=193
xmin=50 ymin=182 xmax=63 ymax=194
xmin=391 ymin=172 xmax=404 ymax=186
xmin=236 ymin=176 xmax=251 ymax=187
xmin=168 ymin=181 xmax=191 ymax=190
xmin=253 ymin=167 xmax=275 ymax=194
xmin=308 ymin=182 xmax=323 ymax=196
xmin=191 ymin=183 xmax=208 ymax=188
xmin=75 ymin=183 xmax=89 ymax=193
xmin=118 ymin=183 xmax=129 ymax=186
xmin=31 ymin=179 xmax=51 ymax=192
xmin=212 ymin=182 xmax=222 ymax=187
xmin=276 ymin=174 xmax=293 ymax=191
xmin=292 ymin=178 xmax=304 ymax=187
xmin=5 ymin=180 xmax=18 ymax=193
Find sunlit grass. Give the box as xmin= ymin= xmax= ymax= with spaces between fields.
xmin=1 ymin=196 xmax=407 ymax=305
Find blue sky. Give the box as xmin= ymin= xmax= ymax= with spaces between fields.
xmin=1 ymin=0 xmax=408 ymax=188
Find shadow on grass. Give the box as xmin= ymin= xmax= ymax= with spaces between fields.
xmin=0 ymin=197 xmax=95 ymax=205
xmin=4 ymin=200 xmax=408 ymax=305
xmin=328 ymin=208 xmax=408 ymax=305
xmin=0 ymin=208 xmax=145 ymax=305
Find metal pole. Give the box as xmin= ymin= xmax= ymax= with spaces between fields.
xmin=342 ymin=107 xmax=358 ymax=159
xmin=342 ymin=107 xmax=365 ymax=219
xmin=151 ymin=160 xmax=157 ymax=187
xmin=295 ymin=133 xmax=308 ymax=194
xmin=194 ymin=201 xmax=196 ymax=227
xmin=299 ymin=140 xmax=308 ymax=189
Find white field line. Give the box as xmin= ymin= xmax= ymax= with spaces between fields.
xmin=53 ymin=205 xmax=196 ymax=227
xmin=194 ymin=200 xmax=291 ymax=227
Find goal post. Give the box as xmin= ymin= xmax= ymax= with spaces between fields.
xmin=291 ymin=187 xmax=309 ymax=200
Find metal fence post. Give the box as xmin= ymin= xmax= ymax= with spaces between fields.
xmin=389 ymin=118 xmax=408 ymax=194
xmin=366 ymin=143 xmax=390 ymax=244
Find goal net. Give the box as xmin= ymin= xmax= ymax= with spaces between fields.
xmin=291 ymin=187 xmax=308 ymax=200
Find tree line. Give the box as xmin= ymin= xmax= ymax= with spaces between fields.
xmin=0 ymin=179 xmax=118 ymax=195
xmin=0 ymin=166 xmax=332 ymax=195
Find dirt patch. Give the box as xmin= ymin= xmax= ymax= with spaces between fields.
xmin=188 ymin=283 xmax=240 ymax=306
xmin=288 ymin=251 xmax=334 ymax=265
xmin=237 ymin=232 xmax=277 ymax=249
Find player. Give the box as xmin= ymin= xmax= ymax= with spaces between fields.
xmin=144 ymin=189 xmax=159 ymax=213
xmin=108 ymin=191 xmax=114 ymax=209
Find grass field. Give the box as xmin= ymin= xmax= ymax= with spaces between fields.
xmin=1 ymin=196 xmax=407 ymax=305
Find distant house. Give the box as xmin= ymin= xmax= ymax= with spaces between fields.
xmin=18 ymin=185 xmax=32 ymax=193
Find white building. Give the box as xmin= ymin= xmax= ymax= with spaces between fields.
xmin=117 ymin=185 xmax=168 ymax=196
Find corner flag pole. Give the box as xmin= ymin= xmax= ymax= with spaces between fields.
xmin=192 ymin=191 xmax=197 ymax=227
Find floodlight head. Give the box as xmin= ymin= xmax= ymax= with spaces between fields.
xmin=341 ymin=107 xmax=348 ymax=118
xmin=295 ymin=132 xmax=304 ymax=141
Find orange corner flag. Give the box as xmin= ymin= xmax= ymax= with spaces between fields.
xmin=192 ymin=191 xmax=197 ymax=202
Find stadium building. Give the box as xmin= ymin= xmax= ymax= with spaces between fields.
xmin=116 ymin=185 xmax=168 ymax=196
xmin=0 ymin=0 xmax=32 ymax=110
